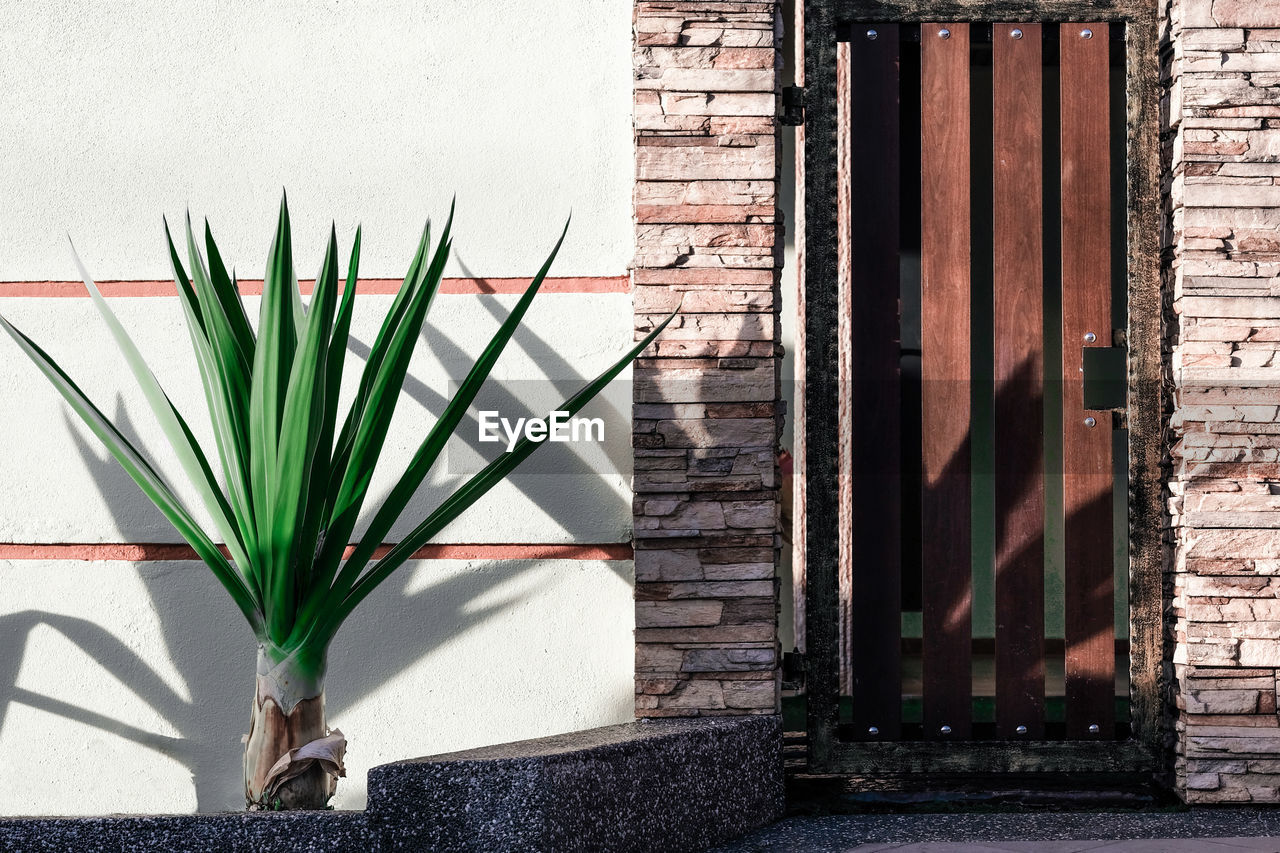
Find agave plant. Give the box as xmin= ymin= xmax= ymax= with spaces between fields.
xmin=0 ymin=197 xmax=673 ymax=810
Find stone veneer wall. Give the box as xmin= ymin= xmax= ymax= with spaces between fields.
xmin=631 ymin=1 xmax=784 ymax=716
xmin=1167 ymin=0 xmax=1280 ymax=803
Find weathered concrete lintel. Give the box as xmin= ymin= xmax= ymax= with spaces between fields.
xmin=367 ymin=715 xmax=784 ymax=852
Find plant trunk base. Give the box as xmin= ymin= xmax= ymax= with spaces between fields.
xmin=244 ymin=691 xmax=331 ymax=809
xmin=243 ymin=648 xmax=344 ymax=810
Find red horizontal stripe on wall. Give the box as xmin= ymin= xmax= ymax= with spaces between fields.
xmin=0 ymin=543 xmax=633 ymax=562
xmin=0 ymin=277 xmax=630 ymax=297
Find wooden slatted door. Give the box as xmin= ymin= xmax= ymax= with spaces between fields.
xmin=834 ymin=22 xmax=1125 ymax=748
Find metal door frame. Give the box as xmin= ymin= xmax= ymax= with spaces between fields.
xmin=800 ymin=0 xmax=1165 ymax=775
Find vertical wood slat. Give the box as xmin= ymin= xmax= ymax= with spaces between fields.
xmin=846 ymin=23 xmax=902 ymax=741
xmin=1061 ymin=22 xmax=1116 ymax=740
xmin=992 ymin=22 xmax=1046 ymax=740
xmin=920 ymin=21 xmax=973 ymax=740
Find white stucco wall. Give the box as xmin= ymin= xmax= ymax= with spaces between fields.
xmin=0 ymin=0 xmax=637 ymax=815
xmin=0 ymin=558 xmax=635 ymax=813
xmin=0 ymin=0 xmax=633 ymax=279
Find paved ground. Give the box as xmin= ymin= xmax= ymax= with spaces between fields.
xmin=715 ymin=811 xmax=1280 ymax=852
xmin=773 ymin=843 xmax=1280 ymax=852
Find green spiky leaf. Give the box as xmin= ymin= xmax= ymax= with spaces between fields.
xmin=6 ymin=200 xmax=675 ymax=662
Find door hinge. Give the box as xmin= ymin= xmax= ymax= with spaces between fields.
xmin=782 ymin=86 xmax=805 ymax=126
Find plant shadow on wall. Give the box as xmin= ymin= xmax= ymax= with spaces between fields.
xmin=342 ymin=248 xmax=631 ymax=518
xmin=0 ymin=198 xmax=672 ymax=812
xmin=0 ymin=406 xmax=603 ymax=813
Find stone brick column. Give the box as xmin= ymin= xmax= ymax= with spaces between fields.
xmin=1167 ymin=0 xmax=1280 ymax=803
xmin=631 ymin=1 xmax=783 ymax=716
